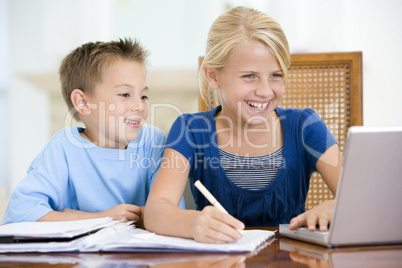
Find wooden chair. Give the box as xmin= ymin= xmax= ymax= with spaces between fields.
xmin=198 ymin=52 xmax=363 ymax=210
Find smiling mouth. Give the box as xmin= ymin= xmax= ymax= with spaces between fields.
xmin=124 ymin=119 xmax=141 ymax=125
xmin=247 ymin=101 xmax=269 ymax=111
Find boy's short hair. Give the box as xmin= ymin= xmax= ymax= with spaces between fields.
xmin=59 ymin=38 xmax=149 ymax=120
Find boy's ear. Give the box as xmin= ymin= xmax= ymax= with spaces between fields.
xmin=71 ymin=89 xmax=91 ymax=116
xmin=203 ymin=66 xmax=220 ymax=90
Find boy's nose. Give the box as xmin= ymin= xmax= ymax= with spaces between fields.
xmin=130 ymin=97 xmax=144 ymax=112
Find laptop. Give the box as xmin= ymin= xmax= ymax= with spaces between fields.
xmin=280 ymin=126 xmax=402 ymax=247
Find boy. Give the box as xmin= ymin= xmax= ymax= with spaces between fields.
xmin=2 ymin=38 xmax=184 ymax=224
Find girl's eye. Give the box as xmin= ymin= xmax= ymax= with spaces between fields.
xmin=271 ymin=73 xmax=283 ymax=79
xmin=141 ymin=95 xmax=149 ymax=100
xmin=120 ymin=93 xmax=130 ymax=98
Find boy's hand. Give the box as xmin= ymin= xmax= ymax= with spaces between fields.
xmin=102 ymin=204 xmax=143 ymax=225
xmin=192 ymin=206 xmax=244 ymax=243
xmin=289 ymin=200 xmax=334 ymax=232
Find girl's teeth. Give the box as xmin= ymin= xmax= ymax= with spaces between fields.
xmin=247 ymin=102 xmax=268 ymax=110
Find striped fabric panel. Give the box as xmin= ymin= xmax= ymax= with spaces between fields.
xmin=219 ymin=147 xmax=283 ymax=190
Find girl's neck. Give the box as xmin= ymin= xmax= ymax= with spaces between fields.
xmin=215 ymin=110 xmax=283 ymax=156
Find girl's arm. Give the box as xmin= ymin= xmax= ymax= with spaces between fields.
xmin=289 ymin=144 xmax=342 ymax=231
xmin=144 ymin=148 xmax=244 ymax=243
xmin=315 ymin=144 xmax=342 ymax=194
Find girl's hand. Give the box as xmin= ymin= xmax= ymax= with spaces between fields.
xmin=192 ymin=206 xmax=245 ymax=243
xmin=288 ymin=200 xmax=334 ymax=232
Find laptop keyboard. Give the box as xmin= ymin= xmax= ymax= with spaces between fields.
xmin=296 ymin=227 xmax=330 ymax=235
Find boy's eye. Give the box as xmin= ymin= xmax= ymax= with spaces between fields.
xmin=141 ymin=95 xmax=149 ymax=100
xmin=120 ymin=93 xmax=130 ymax=98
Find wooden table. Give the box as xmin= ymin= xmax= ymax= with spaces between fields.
xmin=0 ymin=227 xmax=401 ymax=267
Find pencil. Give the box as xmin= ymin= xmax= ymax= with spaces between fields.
xmin=194 ymin=180 xmax=244 ymax=236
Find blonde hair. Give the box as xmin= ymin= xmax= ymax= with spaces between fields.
xmin=200 ymin=6 xmax=290 ymax=108
xmin=59 ymin=38 xmax=149 ymax=120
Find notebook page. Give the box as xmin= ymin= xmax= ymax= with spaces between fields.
xmin=102 ymin=227 xmax=275 ymax=253
xmin=0 ymin=217 xmax=116 ymax=238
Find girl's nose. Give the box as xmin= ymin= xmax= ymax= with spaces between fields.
xmin=255 ymin=78 xmax=274 ymax=97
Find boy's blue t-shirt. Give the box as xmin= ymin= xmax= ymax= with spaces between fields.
xmin=2 ymin=124 xmax=184 ymax=224
xmin=166 ymin=106 xmax=337 ymax=227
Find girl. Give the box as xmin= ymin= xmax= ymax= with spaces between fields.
xmin=144 ymin=6 xmax=342 ymax=243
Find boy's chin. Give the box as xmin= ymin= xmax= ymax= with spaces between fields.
xmin=124 ymin=130 xmax=142 ymax=142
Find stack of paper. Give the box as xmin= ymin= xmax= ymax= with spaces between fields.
xmin=0 ymin=217 xmax=117 ymax=241
xmin=0 ymin=218 xmax=275 ymax=253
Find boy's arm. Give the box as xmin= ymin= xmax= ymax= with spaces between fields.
xmin=144 ymin=148 xmax=243 ymax=243
xmin=37 ymin=204 xmax=143 ymax=224
xmin=2 ymin=171 xmax=60 ymax=224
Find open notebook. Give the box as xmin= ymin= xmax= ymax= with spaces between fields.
xmin=280 ymin=126 xmax=402 ymax=247
xmin=0 ymin=217 xmax=116 ymax=243
xmin=0 ymin=218 xmax=274 ymax=253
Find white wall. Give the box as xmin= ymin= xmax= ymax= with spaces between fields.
xmin=277 ymin=0 xmax=402 ymax=127
xmin=7 ymin=1 xmax=47 ymax=199
xmin=2 ymin=0 xmax=402 ymax=219
xmin=0 ymin=0 xmax=9 ymax=219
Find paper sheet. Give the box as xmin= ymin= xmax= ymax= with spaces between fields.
xmin=0 ymin=217 xmax=116 ymax=238
xmin=102 ymin=227 xmax=275 ymax=253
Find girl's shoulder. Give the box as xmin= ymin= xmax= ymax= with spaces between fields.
xmin=177 ymin=106 xmax=220 ymax=126
xmin=276 ymin=106 xmax=316 ymax=116
xmin=276 ymin=107 xmax=319 ymax=123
